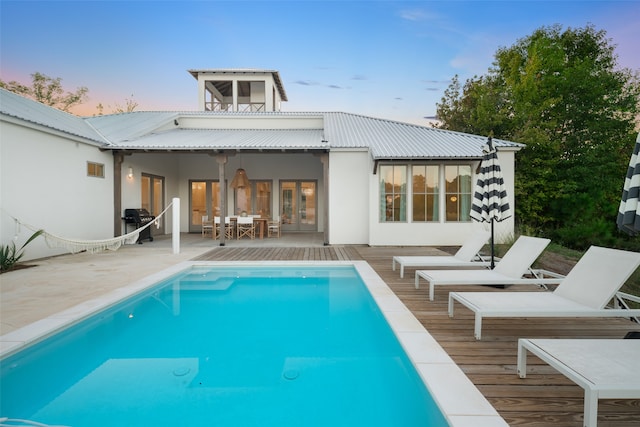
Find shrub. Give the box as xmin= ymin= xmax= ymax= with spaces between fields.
xmin=550 ymin=220 xmax=616 ymax=250
xmin=0 ymin=230 xmax=44 ymax=273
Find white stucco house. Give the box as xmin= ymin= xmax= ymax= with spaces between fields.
xmin=1 ymin=69 xmax=523 ymax=261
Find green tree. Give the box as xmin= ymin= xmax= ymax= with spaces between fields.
xmin=435 ymin=74 xmax=510 ymax=136
xmin=437 ymin=24 xmax=640 ymax=248
xmin=0 ymin=72 xmax=88 ymax=112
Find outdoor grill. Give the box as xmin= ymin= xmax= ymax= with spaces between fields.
xmin=122 ymin=208 xmax=155 ymax=243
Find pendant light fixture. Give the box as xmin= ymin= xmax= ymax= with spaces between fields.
xmin=230 ymin=168 xmax=250 ymax=188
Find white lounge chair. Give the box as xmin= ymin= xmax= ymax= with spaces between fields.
xmin=415 ymin=236 xmax=561 ymax=301
xmin=517 ymin=338 xmax=640 ymax=427
xmin=448 ymin=246 xmax=640 ymax=339
xmin=392 ymin=230 xmax=491 ymax=278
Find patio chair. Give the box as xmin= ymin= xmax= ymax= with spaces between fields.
xmin=201 ymin=215 xmax=213 ymax=237
xmin=448 ymin=246 xmax=640 ymax=339
xmin=517 ymin=338 xmax=640 ymax=427
xmin=267 ymin=216 xmax=281 ymax=238
xmin=236 ymin=216 xmax=255 ymax=239
xmin=415 ymin=236 xmax=561 ymax=301
xmin=392 ymin=230 xmax=491 ymax=278
xmin=215 ymin=216 xmax=235 ymax=240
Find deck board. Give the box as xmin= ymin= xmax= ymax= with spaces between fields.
xmin=193 ymin=245 xmax=640 ymax=426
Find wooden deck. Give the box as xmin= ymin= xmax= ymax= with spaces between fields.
xmin=195 ymin=245 xmax=640 ymax=427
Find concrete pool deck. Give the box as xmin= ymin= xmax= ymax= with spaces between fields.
xmin=0 ymin=232 xmax=326 ymax=335
xmin=1 ymin=233 xmax=508 ymax=426
xmin=1 ymin=234 xmax=214 ymax=335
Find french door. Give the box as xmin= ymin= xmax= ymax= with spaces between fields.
xmin=189 ymin=180 xmax=221 ymax=232
xmin=280 ymin=180 xmax=317 ymax=232
xmin=141 ymin=173 xmax=165 ymax=234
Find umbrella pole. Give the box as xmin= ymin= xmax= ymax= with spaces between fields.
xmin=490 ymin=218 xmax=495 ymax=269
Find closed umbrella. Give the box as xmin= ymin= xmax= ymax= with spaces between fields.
xmin=617 ymin=133 xmax=640 ymax=235
xmin=470 ymin=137 xmax=512 ymax=269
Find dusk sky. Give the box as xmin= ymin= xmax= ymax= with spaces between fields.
xmin=1 ymin=0 xmax=638 ymax=125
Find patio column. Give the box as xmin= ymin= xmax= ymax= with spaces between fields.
xmin=113 ymin=151 xmax=124 ymax=236
xmin=232 ymin=80 xmax=238 ymax=111
xmin=215 ymin=154 xmax=228 ymax=245
xmin=319 ymin=152 xmax=329 ymax=245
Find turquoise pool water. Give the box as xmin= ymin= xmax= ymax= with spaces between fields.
xmin=1 ymin=265 xmax=449 ymax=426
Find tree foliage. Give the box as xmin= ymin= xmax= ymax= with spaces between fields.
xmin=1 ymin=72 xmax=139 ymax=115
xmin=436 ymin=24 xmax=640 ymax=249
xmin=96 ymin=94 xmax=139 ymax=115
xmin=0 ymin=72 xmax=88 ymax=112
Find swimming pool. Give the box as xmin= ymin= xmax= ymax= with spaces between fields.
xmin=1 ymin=261 xmax=507 ymax=426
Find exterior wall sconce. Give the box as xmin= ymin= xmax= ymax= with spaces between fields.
xmin=127 ymin=167 xmax=134 ymax=179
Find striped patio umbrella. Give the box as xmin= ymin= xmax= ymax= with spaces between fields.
xmin=470 ymin=137 xmax=512 ymax=269
xmin=617 ymin=133 xmax=640 ymax=235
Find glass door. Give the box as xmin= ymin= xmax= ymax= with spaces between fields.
xmin=233 ymin=180 xmax=272 ymax=217
xmin=190 ymin=180 xmax=221 ymax=232
xmin=141 ymin=173 xmax=165 ymax=234
xmin=280 ymin=181 xmax=316 ymax=232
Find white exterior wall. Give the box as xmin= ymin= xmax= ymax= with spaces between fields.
xmin=368 ymin=151 xmax=517 ymax=246
xmin=328 ymin=150 xmax=370 ymax=244
xmin=121 ymin=153 xmax=181 ymax=235
xmin=1 ymin=112 xmax=519 ymax=257
xmin=0 ymin=121 xmax=113 ymax=261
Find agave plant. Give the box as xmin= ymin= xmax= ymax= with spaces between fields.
xmin=0 ymin=229 xmax=44 ymax=273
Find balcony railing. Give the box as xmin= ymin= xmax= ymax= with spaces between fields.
xmin=238 ymin=103 xmax=266 ymax=112
xmin=205 ymin=102 xmax=266 ymax=112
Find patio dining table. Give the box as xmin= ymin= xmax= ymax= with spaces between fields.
xmin=214 ymin=216 xmax=269 ymax=239
xmin=253 ymin=217 xmax=268 ymax=239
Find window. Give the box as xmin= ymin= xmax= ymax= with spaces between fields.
xmin=87 ymin=162 xmax=104 ymax=178
xmin=379 ymin=163 xmax=474 ymax=223
xmin=445 ymin=165 xmax=472 ymax=222
xmin=380 ymin=165 xmax=407 ymax=222
xmin=412 ymin=165 xmax=439 ymax=222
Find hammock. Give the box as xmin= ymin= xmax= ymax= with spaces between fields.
xmin=8 ymin=202 xmax=173 ymax=255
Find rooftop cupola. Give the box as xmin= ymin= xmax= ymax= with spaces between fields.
xmin=188 ymin=69 xmax=288 ymax=112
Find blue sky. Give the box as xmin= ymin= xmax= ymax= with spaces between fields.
xmin=1 ymin=0 xmax=638 ymax=125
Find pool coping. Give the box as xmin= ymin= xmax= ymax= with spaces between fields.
xmin=1 ymin=260 xmax=508 ymax=427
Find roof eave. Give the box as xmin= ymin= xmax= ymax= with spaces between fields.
xmin=1 ymin=114 xmax=108 ymax=147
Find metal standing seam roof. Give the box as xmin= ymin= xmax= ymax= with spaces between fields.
xmin=113 ymin=128 xmax=326 ymax=150
xmin=1 ymin=89 xmax=524 ymax=158
xmin=85 ymin=112 xmax=180 ymax=145
xmin=90 ymin=111 xmax=523 ymax=157
xmin=322 ymin=112 xmax=523 ymax=159
xmin=0 ymin=88 xmax=107 ymax=145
